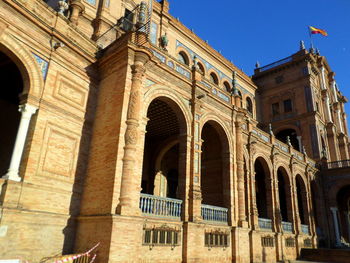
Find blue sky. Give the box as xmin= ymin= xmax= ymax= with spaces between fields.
xmin=168 ymin=0 xmax=350 ymax=120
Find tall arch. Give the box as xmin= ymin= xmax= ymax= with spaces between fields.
xmin=0 ymin=32 xmax=44 ymax=100
xmin=141 ymin=96 xmax=188 ymax=200
xmin=200 ymin=120 xmax=231 ymax=208
xmin=295 ymin=174 xmax=309 ymax=225
xmin=277 ymin=167 xmax=293 ymax=223
xmin=254 ymin=157 xmax=273 ymax=219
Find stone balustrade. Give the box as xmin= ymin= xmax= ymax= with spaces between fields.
xmin=258 ymin=218 xmax=273 ymax=230
xmin=139 ymin=193 xmax=182 ymax=219
xmin=282 ymin=221 xmax=293 ymax=232
xmin=201 ymin=204 xmax=228 ymax=223
xmin=301 ymin=224 xmax=310 ymax=234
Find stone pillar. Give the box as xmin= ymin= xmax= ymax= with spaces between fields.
xmin=297 ymin=136 xmax=302 ymax=151
xmin=69 ymin=0 xmax=85 ymax=25
xmin=330 ymin=207 xmax=341 ymax=246
xmin=236 ymin=112 xmax=247 ymax=226
xmin=320 ymin=67 xmax=327 ymax=90
xmin=117 ymin=51 xmax=149 ymax=216
xmin=346 ymin=212 xmax=350 ymax=241
xmin=323 ymin=94 xmax=332 ymax=123
xmin=3 ymin=104 xmax=37 ymax=182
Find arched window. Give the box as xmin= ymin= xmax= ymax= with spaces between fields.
xmin=197 ymin=62 xmax=205 ymax=75
xmin=223 ymin=81 xmax=231 ymax=92
xmin=246 ymin=97 xmax=253 ymax=115
xmin=210 ymin=72 xmax=219 ymax=85
xmin=177 ymin=51 xmax=189 ymax=66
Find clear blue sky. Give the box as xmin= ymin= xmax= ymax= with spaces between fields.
xmin=168 ymin=0 xmax=350 ymax=120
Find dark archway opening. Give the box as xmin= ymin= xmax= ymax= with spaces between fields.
xmin=296 ymin=176 xmax=308 ymax=225
xmin=336 ymin=185 xmax=350 ymax=243
xmin=254 ymin=158 xmax=272 ymax=219
xmin=201 ymin=121 xmax=229 ymax=208
xmin=276 ymin=129 xmax=300 ymax=151
xmin=0 ymin=51 xmax=23 ymax=177
xmin=141 ymin=98 xmax=186 ymax=199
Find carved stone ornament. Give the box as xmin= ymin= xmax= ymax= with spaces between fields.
xmin=160 ymin=33 xmax=169 ymax=50
xmin=125 ymin=126 xmax=138 ymax=145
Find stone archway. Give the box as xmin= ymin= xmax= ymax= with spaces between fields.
xmin=200 ymin=120 xmax=230 ymax=208
xmin=336 ymin=185 xmax=350 ymax=244
xmin=141 ymin=97 xmax=187 ymax=200
xmin=277 ymin=167 xmax=293 ymax=223
xmin=254 ymin=157 xmax=273 ymax=220
xmin=295 ymin=175 xmax=309 ymax=225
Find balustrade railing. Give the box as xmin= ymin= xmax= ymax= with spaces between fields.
xmin=325 ymin=159 xmax=350 ymax=170
xmin=301 ymin=224 xmax=310 ymax=234
xmin=258 ymin=218 xmax=273 ymax=230
xmin=282 ymin=221 xmax=293 ymax=232
xmin=140 ymin=193 xmax=182 ymax=219
xmin=201 ymin=204 xmax=228 ymax=223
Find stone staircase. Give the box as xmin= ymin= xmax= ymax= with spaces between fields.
xmin=298 ymin=248 xmax=350 ymax=263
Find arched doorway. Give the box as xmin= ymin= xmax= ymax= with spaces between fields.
xmin=141 ymin=98 xmax=187 ymax=200
xmin=254 ymin=158 xmax=273 ymax=220
xmin=0 ymin=51 xmax=24 ymax=177
xmin=276 ymin=128 xmax=300 ymax=151
xmin=295 ymin=175 xmax=310 ymax=233
xmin=336 ymin=185 xmax=350 ymax=244
xmin=277 ymin=167 xmax=293 ymax=232
xmin=200 ymin=121 xmax=230 ymax=208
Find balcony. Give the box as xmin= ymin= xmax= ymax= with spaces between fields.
xmin=140 ymin=193 xmax=182 ymax=219
xmin=201 ymin=204 xmax=228 ymax=223
xmin=301 ymin=224 xmax=310 ymax=234
xmin=323 ymin=159 xmax=350 ymax=170
xmin=258 ymin=218 xmax=273 ymax=230
xmin=282 ymin=221 xmax=293 ymax=232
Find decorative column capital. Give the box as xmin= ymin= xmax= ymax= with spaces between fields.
xmin=19 ymin=104 xmax=38 ymax=117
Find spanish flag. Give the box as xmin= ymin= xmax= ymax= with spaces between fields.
xmin=309 ymin=26 xmax=328 ymax=36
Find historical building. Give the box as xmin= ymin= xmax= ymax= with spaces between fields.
xmin=0 ymin=0 xmax=349 ymax=262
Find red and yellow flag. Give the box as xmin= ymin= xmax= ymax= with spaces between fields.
xmin=309 ymin=26 xmax=328 ymax=36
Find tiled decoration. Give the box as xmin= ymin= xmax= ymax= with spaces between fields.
xmin=176 ymin=40 xmax=254 ymax=97
xmin=85 ymin=0 xmax=96 ymax=6
xmin=33 ymin=53 xmax=48 ymax=80
xmin=150 ymin=22 xmax=158 ymax=45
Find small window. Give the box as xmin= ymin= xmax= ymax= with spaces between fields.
xmin=272 ymin=102 xmax=279 ymax=116
xmin=246 ymin=97 xmax=253 ymax=114
xmin=210 ymin=72 xmax=219 ymax=85
xmin=275 ymin=75 xmax=284 ymax=84
xmin=197 ymin=62 xmax=205 ymax=75
xmin=302 ymin=67 xmax=309 ymax=76
xmin=178 ymin=52 xmax=189 ymax=65
xmin=223 ymin=81 xmax=231 ymax=92
xmin=122 ymin=9 xmax=134 ymax=31
xmin=283 ymin=99 xmax=292 ymax=113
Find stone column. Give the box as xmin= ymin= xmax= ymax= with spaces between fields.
xmin=297 ymin=136 xmax=302 ymax=151
xmin=330 ymin=207 xmax=341 ymax=246
xmin=117 ymin=51 xmax=149 ymax=216
xmin=236 ymin=112 xmax=247 ymax=226
xmin=3 ymin=104 xmax=37 ymax=182
xmin=69 ymin=0 xmax=85 ymax=25
xmin=346 ymin=212 xmax=350 ymax=241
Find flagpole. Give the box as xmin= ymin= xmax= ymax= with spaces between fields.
xmin=308 ymin=26 xmax=314 ymax=51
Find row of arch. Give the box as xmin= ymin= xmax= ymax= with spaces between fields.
xmin=140 ymin=93 xmax=311 ymax=227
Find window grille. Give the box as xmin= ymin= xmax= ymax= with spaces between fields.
xmin=285 ymin=237 xmax=295 ymax=247
xmin=304 ymin=238 xmax=312 ymax=248
xmin=204 ymin=232 xmax=229 ymax=247
xmin=143 ymin=228 xmax=180 ymax=246
xmin=261 ymin=236 xmax=274 ymax=247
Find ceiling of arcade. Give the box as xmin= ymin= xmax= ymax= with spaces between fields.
xmin=146 ymin=99 xmax=180 ymax=139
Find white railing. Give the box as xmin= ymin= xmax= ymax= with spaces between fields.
xmin=258 ymin=218 xmax=272 ymax=230
xmin=140 ymin=193 xmax=182 ymax=218
xmin=301 ymin=224 xmax=310 ymax=234
xmin=201 ymin=204 xmax=228 ymax=223
xmin=282 ymin=221 xmax=293 ymax=232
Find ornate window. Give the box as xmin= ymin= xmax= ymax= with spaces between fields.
xmin=177 ymin=51 xmax=189 ymax=66
xmin=143 ymin=227 xmax=181 ymax=246
xmin=223 ymin=81 xmax=231 ymax=92
xmin=210 ymin=72 xmax=219 ymax=85
xmin=246 ymin=97 xmax=253 ymax=115
xmin=204 ymin=231 xmax=229 ymax=247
